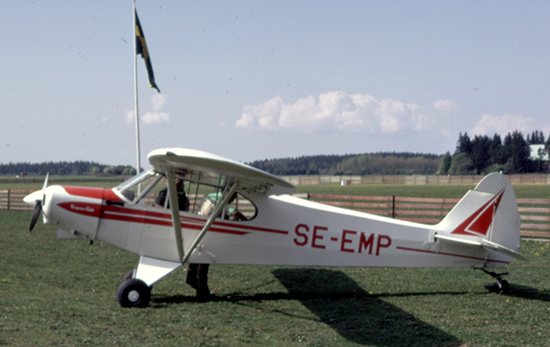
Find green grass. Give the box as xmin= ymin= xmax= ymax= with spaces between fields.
xmin=297 ymin=183 xmax=550 ymax=199
xmin=2 ymin=209 xmax=550 ymax=346
xmin=3 ymin=175 xmax=549 ymax=199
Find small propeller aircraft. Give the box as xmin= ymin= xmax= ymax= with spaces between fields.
xmin=24 ymin=148 xmax=525 ymax=307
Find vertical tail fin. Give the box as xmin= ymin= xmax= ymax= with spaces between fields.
xmin=435 ymin=172 xmax=521 ymax=254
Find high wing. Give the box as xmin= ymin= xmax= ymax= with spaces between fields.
xmin=141 ymin=148 xmax=296 ymax=278
xmin=148 ymin=148 xmax=296 ymax=196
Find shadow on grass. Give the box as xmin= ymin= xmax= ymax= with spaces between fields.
xmin=151 ymin=269 xmax=464 ymax=346
xmin=485 ymin=283 xmax=550 ymax=301
xmin=271 ymin=268 xmax=462 ymax=347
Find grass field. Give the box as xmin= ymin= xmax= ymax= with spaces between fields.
xmin=4 ymin=174 xmax=550 ymax=198
xmin=1 ymin=180 xmax=550 ymax=345
xmin=296 ymin=183 xmax=550 ymax=200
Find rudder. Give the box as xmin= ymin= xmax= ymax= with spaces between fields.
xmin=435 ymin=172 xmax=521 ymax=254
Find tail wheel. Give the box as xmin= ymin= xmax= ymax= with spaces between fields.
xmin=497 ymin=279 xmax=511 ymax=294
xmin=117 ymin=278 xmax=151 ymax=308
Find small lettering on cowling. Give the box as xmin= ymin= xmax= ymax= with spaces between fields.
xmin=70 ymin=204 xmax=95 ymax=213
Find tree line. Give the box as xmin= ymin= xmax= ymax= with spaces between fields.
xmin=438 ymin=130 xmax=550 ymax=175
xmin=248 ymin=152 xmax=442 ymax=176
xmin=0 ymin=161 xmax=136 ymax=176
xmin=250 ymin=130 xmax=549 ymax=176
xmin=2 ymin=130 xmax=548 ymax=177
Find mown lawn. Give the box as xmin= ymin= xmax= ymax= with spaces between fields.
xmin=1 ymin=207 xmax=550 ymax=346
xmin=297 ymin=182 xmax=550 ymax=200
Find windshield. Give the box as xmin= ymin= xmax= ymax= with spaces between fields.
xmin=114 ymin=170 xmax=162 ymax=204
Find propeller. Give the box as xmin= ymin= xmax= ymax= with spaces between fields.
xmin=26 ymin=173 xmax=49 ymax=232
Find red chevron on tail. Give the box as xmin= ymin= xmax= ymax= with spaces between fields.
xmin=450 ymin=188 xmax=505 ymax=237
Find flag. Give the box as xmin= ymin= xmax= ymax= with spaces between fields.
xmin=135 ymin=10 xmax=160 ymax=93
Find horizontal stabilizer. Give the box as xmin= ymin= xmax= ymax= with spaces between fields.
xmin=435 ymin=234 xmax=527 ymax=260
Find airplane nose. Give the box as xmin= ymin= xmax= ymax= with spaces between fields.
xmin=24 ymin=190 xmax=43 ymax=207
xmin=24 ymin=174 xmax=50 ymax=232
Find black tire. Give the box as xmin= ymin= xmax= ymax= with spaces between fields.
xmin=498 ymin=279 xmax=511 ymax=294
xmin=117 ymin=278 xmax=151 ymax=308
xmin=123 ymin=269 xmax=135 ymax=282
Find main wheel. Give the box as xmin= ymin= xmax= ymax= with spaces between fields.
xmin=117 ymin=278 xmax=151 ymax=308
xmin=122 ymin=269 xmax=135 ymax=282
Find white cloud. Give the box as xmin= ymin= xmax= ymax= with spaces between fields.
xmin=471 ymin=113 xmax=534 ymax=135
xmin=142 ymin=94 xmax=170 ymax=125
xmin=142 ymin=111 xmax=170 ymax=125
xmin=125 ymin=94 xmax=170 ymax=125
xmin=236 ymin=91 xmax=446 ymax=135
xmin=125 ymin=110 xmax=135 ymax=124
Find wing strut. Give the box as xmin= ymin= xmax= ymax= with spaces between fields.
xmin=166 ymin=170 xmax=184 ymax=260
xmin=182 ymin=182 xmax=239 ymax=263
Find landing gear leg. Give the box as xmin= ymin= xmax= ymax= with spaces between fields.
xmin=481 ymin=268 xmax=511 ymax=294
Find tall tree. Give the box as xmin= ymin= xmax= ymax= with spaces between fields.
xmin=505 ymin=131 xmax=531 ymax=173
xmin=455 ymin=132 xmax=473 ymax=155
xmin=448 ymin=152 xmax=473 ymax=175
xmin=489 ymin=133 xmax=505 ymax=165
xmin=527 ymin=130 xmax=545 ymax=144
xmin=471 ymin=135 xmax=491 ymax=174
xmin=438 ymin=152 xmax=452 ymax=175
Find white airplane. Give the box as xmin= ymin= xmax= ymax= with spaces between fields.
xmin=24 ymin=148 xmax=525 ymax=307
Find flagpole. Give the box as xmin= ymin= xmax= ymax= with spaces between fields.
xmin=133 ymin=0 xmax=141 ymax=175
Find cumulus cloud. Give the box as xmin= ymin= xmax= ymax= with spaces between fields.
xmin=142 ymin=94 xmax=170 ymax=125
xmin=126 ymin=94 xmax=170 ymax=125
xmin=471 ymin=113 xmax=534 ymax=135
xmin=236 ymin=91 xmax=450 ymax=135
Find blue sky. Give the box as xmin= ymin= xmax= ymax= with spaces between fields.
xmin=1 ymin=1 xmax=548 ymax=168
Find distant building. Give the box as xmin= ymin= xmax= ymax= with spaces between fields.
xmin=529 ymin=144 xmax=549 ymax=173
xmin=530 ymin=144 xmax=549 ymax=161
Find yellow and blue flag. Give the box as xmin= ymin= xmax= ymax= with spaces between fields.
xmin=135 ymin=10 xmax=160 ymax=93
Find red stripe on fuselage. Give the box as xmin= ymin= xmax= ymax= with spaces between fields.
xmin=56 ymin=188 xmax=287 ymax=237
xmin=180 ymin=215 xmax=288 ymax=235
xmin=62 ymin=186 xmax=123 ymax=203
xmin=99 ymin=205 xmax=282 ymax=236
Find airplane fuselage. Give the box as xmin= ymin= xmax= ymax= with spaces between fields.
xmin=44 ymin=185 xmax=512 ymax=270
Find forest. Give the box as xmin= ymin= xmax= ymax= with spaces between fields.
xmin=0 ymin=161 xmax=136 ymax=177
xmin=250 ymin=130 xmax=550 ymax=176
xmin=1 ymin=131 xmax=549 ymax=176
xmin=440 ymin=130 xmax=550 ymax=175
xmin=248 ymin=152 xmax=442 ymax=176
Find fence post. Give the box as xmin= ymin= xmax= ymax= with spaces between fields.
xmin=7 ymin=189 xmax=10 ymax=211
xmin=392 ymin=195 xmax=395 ymax=219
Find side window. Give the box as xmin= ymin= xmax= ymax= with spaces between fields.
xmin=228 ymin=194 xmax=256 ymax=220
xmin=143 ymin=176 xmax=169 ymax=207
xmin=134 ymin=175 xmax=257 ymax=221
xmin=186 ymin=182 xmax=257 ymax=221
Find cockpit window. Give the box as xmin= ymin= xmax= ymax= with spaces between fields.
xmin=114 ymin=170 xmax=163 ymax=204
xmin=191 ymin=187 xmax=257 ymax=221
xmin=114 ymin=170 xmax=257 ymax=221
